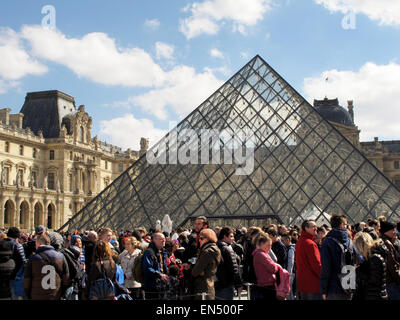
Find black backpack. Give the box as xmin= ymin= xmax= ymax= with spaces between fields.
xmin=60 ymin=248 xmax=82 ymax=282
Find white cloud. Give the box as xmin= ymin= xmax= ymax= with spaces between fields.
xmin=303 ymin=61 xmax=400 ymax=141
xmin=155 ymin=42 xmax=174 ymax=60
xmin=99 ymin=113 xmax=167 ymax=150
xmin=0 ymin=79 xmax=19 ymax=94
xmin=21 ymin=25 xmax=166 ymax=87
xmin=118 ymin=66 xmax=223 ymax=120
xmin=240 ymin=51 xmax=250 ymax=59
xmin=144 ymin=19 xmax=161 ymax=29
xmin=14 ymin=25 xmax=224 ymax=122
xmin=210 ymin=48 xmax=224 ymax=59
xmin=0 ymin=27 xmax=47 ymax=93
xmin=180 ymin=0 xmax=274 ymax=39
xmin=315 ymin=0 xmax=400 ymax=26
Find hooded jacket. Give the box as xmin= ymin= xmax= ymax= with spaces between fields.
xmin=191 ymin=242 xmax=221 ymax=300
xmin=320 ymin=228 xmax=354 ymax=295
xmin=295 ymin=231 xmax=321 ymax=293
xmin=0 ymin=240 xmax=16 ymax=298
xmin=253 ymin=248 xmax=279 ymax=287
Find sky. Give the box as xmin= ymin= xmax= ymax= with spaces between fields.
xmin=0 ymin=0 xmax=400 ymax=150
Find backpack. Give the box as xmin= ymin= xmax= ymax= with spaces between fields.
xmin=274 ymin=264 xmax=291 ymax=300
xmin=89 ymin=261 xmax=115 ymax=300
xmin=132 ymin=248 xmax=156 ymax=284
xmin=327 ymin=236 xmax=356 ymax=294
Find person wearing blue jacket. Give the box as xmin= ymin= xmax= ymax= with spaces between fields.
xmin=320 ymin=214 xmax=356 ymax=300
xmin=142 ymin=232 xmax=169 ymax=299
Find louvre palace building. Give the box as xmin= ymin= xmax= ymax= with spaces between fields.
xmin=0 ymin=90 xmax=148 ymax=232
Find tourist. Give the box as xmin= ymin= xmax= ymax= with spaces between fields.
xmin=185 ymin=228 xmax=220 ymax=300
xmin=4 ymin=227 xmax=27 ymax=300
xmin=320 ymin=214 xmax=356 ymax=300
xmin=0 ymin=239 xmax=15 ymax=300
xmin=295 ymin=220 xmax=322 ymax=300
xmin=142 ymin=232 xmax=170 ymax=299
xmin=119 ymin=236 xmax=142 ymax=299
xmin=215 ymin=227 xmax=242 ymax=300
xmin=352 ymin=232 xmax=388 ymax=300
xmin=379 ymin=220 xmax=400 ymax=300
xmin=23 ymin=233 xmax=70 ymax=300
xmin=251 ymin=231 xmax=280 ymax=300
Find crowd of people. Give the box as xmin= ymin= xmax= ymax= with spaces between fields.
xmin=1 ymin=213 xmax=400 ymax=301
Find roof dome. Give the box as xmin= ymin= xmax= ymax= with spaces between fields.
xmin=313 ymin=98 xmax=354 ymax=126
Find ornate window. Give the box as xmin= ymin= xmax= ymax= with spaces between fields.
xmin=32 ymin=171 xmax=37 ymax=187
xmin=3 ymin=167 xmax=9 ymax=185
xmin=48 ymin=172 xmax=55 ymax=190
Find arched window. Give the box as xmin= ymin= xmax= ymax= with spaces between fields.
xmin=34 ymin=202 xmax=43 ymax=226
xmin=47 ymin=204 xmax=55 ymax=229
xmin=19 ymin=201 xmax=29 ymax=228
xmin=4 ymin=200 xmax=14 ymax=226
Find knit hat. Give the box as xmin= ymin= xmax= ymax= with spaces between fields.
xmin=380 ymin=221 xmax=396 ymax=234
xmin=7 ymin=227 xmax=20 ymax=239
xmin=35 ymin=225 xmax=46 ymax=235
xmin=47 ymin=231 xmax=64 ymax=251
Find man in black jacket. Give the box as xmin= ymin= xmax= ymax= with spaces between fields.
xmin=267 ymin=227 xmax=287 ymax=268
xmin=215 ymin=227 xmax=242 ymax=300
xmin=0 ymin=239 xmax=16 ymax=300
xmin=4 ymin=227 xmax=27 ymax=299
xmin=82 ymin=231 xmax=97 ymax=274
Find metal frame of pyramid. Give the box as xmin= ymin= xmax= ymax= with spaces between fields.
xmin=59 ymin=55 xmax=400 ymax=231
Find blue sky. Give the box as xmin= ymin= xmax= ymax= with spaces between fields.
xmin=0 ymin=0 xmax=400 ymax=150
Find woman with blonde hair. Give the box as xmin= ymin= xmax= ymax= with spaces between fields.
xmin=119 ymin=236 xmax=142 ymax=299
xmin=252 ymin=231 xmax=281 ymax=300
xmin=353 ymin=231 xmax=388 ymax=300
xmin=185 ymin=229 xmax=221 ymax=300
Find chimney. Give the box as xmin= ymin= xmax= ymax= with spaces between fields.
xmin=347 ymin=100 xmax=354 ymax=123
xmin=140 ymin=137 xmax=149 ymax=156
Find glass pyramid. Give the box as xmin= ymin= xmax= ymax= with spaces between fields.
xmin=60 ymin=55 xmax=400 ymax=231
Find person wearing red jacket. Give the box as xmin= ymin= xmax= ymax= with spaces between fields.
xmin=295 ymin=219 xmax=322 ymax=300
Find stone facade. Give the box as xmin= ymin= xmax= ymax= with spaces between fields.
xmin=315 ymin=98 xmax=400 ymax=190
xmin=0 ymin=90 xmax=148 ymax=232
